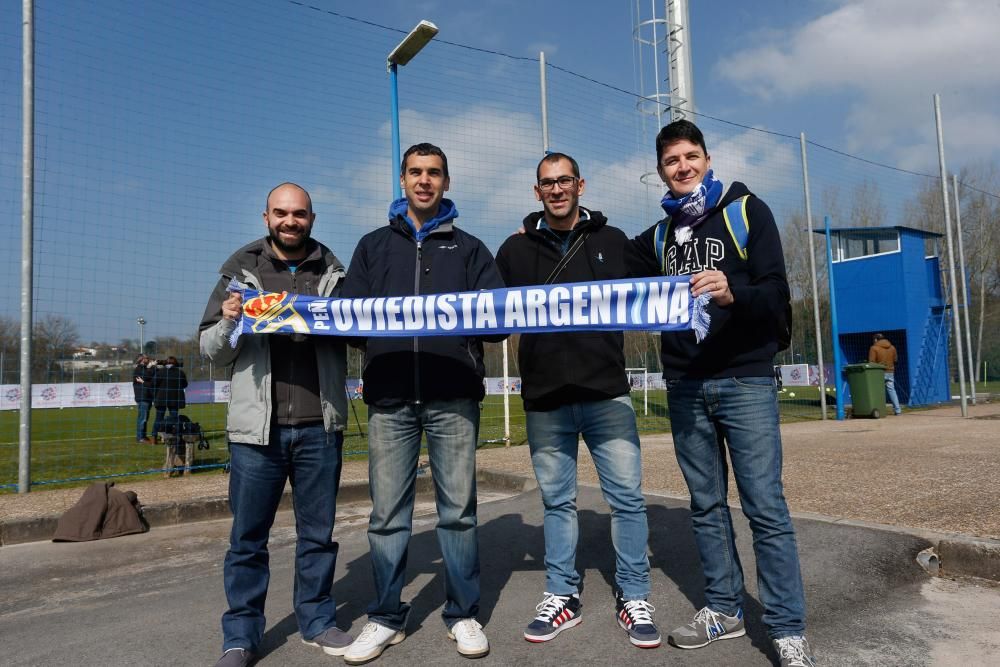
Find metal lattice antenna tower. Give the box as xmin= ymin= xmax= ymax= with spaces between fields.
xmin=633 ymin=0 xmax=695 ymax=184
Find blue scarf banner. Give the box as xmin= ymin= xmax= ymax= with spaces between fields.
xmin=227 ymin=276 xmax=711 ymax=348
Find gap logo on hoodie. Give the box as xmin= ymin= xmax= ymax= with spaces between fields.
xmin=664 ymin=236 xmax=726 ymax=277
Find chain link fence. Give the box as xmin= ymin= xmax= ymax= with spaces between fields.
xmin=2 ymin=1 xmax=997 ymax=490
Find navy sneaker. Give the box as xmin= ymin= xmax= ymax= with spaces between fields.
xmin=523 ymin=592 xmax=582 ymax=642
xmin=614 ymin=589 xmax=661 ymax=648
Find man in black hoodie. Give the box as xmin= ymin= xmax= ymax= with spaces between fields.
xmin=495 ymin=153 xmax=659 ymax=650
xmin=341 ymin=143 xmax=504 ymax=664
xmin=628 ymin=120 xmax=814 ymax=667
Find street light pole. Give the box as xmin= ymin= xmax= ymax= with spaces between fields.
xmin=388 ymin=20 xmax=438 ymax=200
xmin=137 ymin=317 xmax=146 ymax=353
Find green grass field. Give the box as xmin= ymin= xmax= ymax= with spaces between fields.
xmin=1 ymin=388 xmax=832 ymax=492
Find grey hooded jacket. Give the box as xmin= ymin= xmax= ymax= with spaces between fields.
xmin=199 ymin=238 xmax=347 ymax=445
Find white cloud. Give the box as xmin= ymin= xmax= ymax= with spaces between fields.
xmin=713 ymin=0 xmax=1000 ymax=169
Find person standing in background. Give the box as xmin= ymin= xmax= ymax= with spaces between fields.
xmin=869 ymin=333 xmax=902 ymax=415
xmin=132 ymin=354 xmax=154 ymax=443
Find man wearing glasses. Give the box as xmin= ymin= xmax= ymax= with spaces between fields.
xmin=495 ymin=153 xmax=659 ymax=650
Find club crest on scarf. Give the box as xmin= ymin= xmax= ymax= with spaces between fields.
xmin=243 ymin=291 xmax=310 ymax=334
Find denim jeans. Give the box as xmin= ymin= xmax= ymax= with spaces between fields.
xmin=152 ymin=407 xmax=179 ymax=438
xmin=526 ymin=395 xmax=650 ymax=599
xmin=884 ymin=372 xmax=902 ymax=414
xmin=135 ymin=401 xmax=151 ymax=440
xmin=222 ymin=425 xmax=344 ymax=652
xmin=665 ymin=377 xmax=806 ymax=639
xmin=366 ymin=399 xmax=480 ymax=630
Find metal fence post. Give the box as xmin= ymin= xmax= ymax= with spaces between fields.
xmin=19 ymin=0 xmax=35 ymax=493
xmin=800 ymin=133 xmax=827 ymax=419
xmin=952 ymin=174 xmax=976 ymax=404
xmin=933 ymin=94 xmax=968 ymax=417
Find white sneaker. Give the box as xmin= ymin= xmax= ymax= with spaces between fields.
xmin=448 ymin=618 xmax=490 ymax=658
xmin=343 ymin=622 xmax=406 ymax=665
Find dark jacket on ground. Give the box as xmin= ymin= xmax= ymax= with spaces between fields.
xmin=340 ymin=199 xmax=505 ymax=407
xmin=628 ymin=182 xmax=791 ymax=380
xmin=495 ymin=208 xmax=631 ymax=411
xmin=52 ymin=482 xmax=148 ymax=542
xmin=153 ymin=365 xmax=188 ymax=410
xmin=132 ymin=362 xmax=154 ymax=403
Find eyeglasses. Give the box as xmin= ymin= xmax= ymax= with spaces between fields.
xmin=536 ymin=176 xmax=578 ymax=192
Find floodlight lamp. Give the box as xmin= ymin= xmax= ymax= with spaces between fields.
xmin=387 ymin=20 xmax=438 ymax=69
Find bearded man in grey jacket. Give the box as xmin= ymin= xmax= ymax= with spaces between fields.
xmin=200 ymin=183 xmax=352 ymax=667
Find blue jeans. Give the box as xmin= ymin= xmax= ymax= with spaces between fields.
xmin=665 ymin=377 xmax=806 ymax=639
xmin=526 ymin=395 xmax=650 ymax=599
xmin=136 ymin=401 xmax=151 ymax=440
xmin=366 ymin=399 xmax=480 ymax=630
xmin=884 ymin=372 xmax=902 ymax=414
xmin=222 ymin=425 xmax=344 ymax=652
xmin=152 ymin=407 xmax=179 ymax=438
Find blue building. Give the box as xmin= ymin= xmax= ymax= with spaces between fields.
xmin=820 ymin=226 xmax=951 ymax=407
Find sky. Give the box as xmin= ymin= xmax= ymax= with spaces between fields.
xmin=1 ymin=0 xmax=998 ymax=347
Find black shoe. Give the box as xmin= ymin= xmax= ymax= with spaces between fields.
xmin=302 ymin=626 xmax=354 ymax=656
xmin=523 ymin=592 xmax=582 ymax=642
xmin=614 ymin=589 xmax=661 ymax=648
xmin=214 ymin=648 xmax=255 ymax=667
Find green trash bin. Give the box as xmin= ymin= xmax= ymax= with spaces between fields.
xmin=845 ymin=362 xmax=887 ymax=418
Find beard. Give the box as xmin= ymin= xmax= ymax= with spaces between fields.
xmin=268 ymin=225 xmax=310 ymax=254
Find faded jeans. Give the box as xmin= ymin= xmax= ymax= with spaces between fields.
xmin=526 ymin=394 xmax=650 ymax=600
xmin=666 ymin=377 xmax=806 ymax=639
xmin=366 ymin=399 xmax=480 ymax=630
xmin=884 ymin=372 xmax=902 ymax=415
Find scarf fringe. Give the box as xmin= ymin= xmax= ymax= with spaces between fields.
xmin=691 ymin=293 xmax=712 ymax=343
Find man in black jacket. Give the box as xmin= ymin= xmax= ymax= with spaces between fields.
xmin=628 ymin=120 xmax=814 ymax=667
xmin=495 ymin=153 xmax=659 ymax=650
xmin=132 ymin=354 xmax=154 ymax=443
xmin=341 ymin=143 xmax=504 ymax=664
xmin=151 ymin=356 xmax=187 ymax=439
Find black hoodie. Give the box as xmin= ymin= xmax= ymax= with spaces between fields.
xmin=495 ymin=208 xmax=631 ymax=411
xmin=628 ymin=182 xmax=791 ymax=379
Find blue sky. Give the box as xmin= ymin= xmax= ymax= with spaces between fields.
xmin=1 ymin=0 xmax=997 ymax=345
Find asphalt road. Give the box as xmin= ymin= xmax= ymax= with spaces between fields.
xmin=2 ymin=486 xmax=998 ymax=666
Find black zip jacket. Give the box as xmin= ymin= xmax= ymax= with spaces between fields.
xmin=627 ymin=182 xmax=791 ymax=379
xmin=495 ymin=208 xmax=631 ymax=411
xmin=340 ymin=216 xmax=505 ymax=407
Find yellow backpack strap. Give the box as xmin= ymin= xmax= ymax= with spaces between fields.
xmin=722 ymin=195 xmax=751 ymax=260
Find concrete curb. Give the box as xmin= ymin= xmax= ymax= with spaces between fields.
xmin=0 ymin=470 xmax=485 ymax=548
xmin=4 ymin=469 xmax=999 ymax=584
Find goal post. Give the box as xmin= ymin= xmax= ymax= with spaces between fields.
xmin=625 ymin=367 xmax=649 ymax=415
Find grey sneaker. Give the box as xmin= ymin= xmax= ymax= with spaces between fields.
xmin=774 ymin=635 xmax=816 ymax=666
xmin=214 ymin=648 xmax=255 ymax=667
xmin=667 ymin=606 xmax=745 ymax=649
xmin=302 ymin=626 xmax=354 ymax=656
